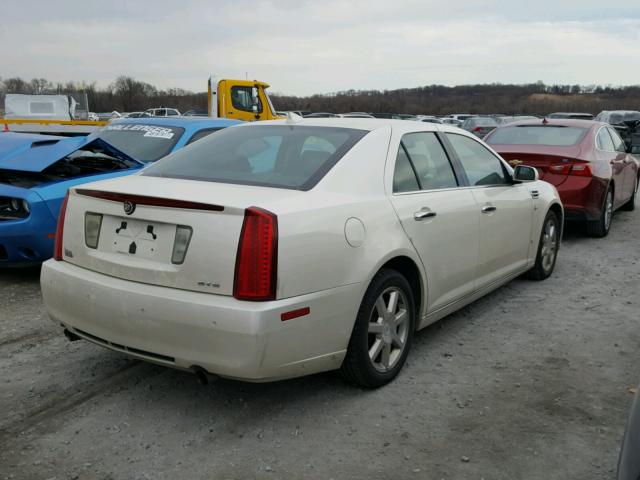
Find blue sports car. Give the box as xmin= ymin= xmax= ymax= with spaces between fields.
xmin=0 ymin=117 xmax=241 ymax=266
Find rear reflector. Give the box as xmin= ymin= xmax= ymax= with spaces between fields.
xmin=84 ymin=212 xmax=103 ymax=249
xmin=234 ymin=207 xmax=278 ymax=301
xmin=53 ymin=192 xmax=69 ymax=261
xmin=75 ymin=189 xmax=224 ymax=212
xmin=281 ymin=307 xmax=310 ymax=321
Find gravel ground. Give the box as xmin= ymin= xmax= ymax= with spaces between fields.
xmin=1 ymin=209 xmax=639 ymax=480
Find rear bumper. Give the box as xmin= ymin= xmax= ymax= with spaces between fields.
xmin=557 ymin=176 xmax=608 ymax=222
xmin=41 ymin=260 xmax=362 ymax=382
xmin=563 ymin=208 xmax=596 ymax=222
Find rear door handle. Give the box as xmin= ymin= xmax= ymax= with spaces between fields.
xmin=530 ymin=189 xmax=539 ymax=199
xmin=481 ymin=205 xmax=497 ymax=213
xmin=414 ymin=209 xmax=437 ymax=220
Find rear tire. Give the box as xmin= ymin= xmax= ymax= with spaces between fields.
xmin=587 ymin=186 xmax=613 ymax=238
xmin=526 ymin=210 xmax=560 ymax=281
xmin=341 ymin=269 xmax=415 ymax=388
xmin=621 ymin=176 xmax=638 ymax=212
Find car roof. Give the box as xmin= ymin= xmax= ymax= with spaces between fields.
xmin=549 ymin=112 xmax=593 ymax=116
xmin=110 ymin=117 xmax=242 ymax=129
xmin=244 ymin=117 xmax=474 ymax=136
xmin=496 ymin=118 xmax=603 ymax=129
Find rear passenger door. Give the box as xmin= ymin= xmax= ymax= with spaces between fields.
xmin=444 ymin=133 xmax=533 ymax=289
xmin=388 ymin=131 xmax=479 ymax=314
xmin=607 ymin=127 xmax=635 ymax=203
xmin=596 ymin=127 xmax=626 ymax=207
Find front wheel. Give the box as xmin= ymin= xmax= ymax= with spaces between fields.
xmin=587 ymin=186 xmax=613 ymax=237
xmin=341 ymin=269 xmax=415 ymax=388
xmin=526 ymin=210 xmax=560 ymax=280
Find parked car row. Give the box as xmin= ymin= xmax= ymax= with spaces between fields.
xmin=2 ymin=115 xmax=638 ymax=391
xmin=2 ymin=111 xmax=637 ymax=477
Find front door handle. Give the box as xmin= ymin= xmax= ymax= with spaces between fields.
xmin=481 ymin=205 xmax=497 ymax=213
xmin=414 ymin=210 xmax=437 ymax=220
xmin=530 ymin=189 xmax=539 ymax=199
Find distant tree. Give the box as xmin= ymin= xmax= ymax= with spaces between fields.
xmin=3 ymin=77 xmax=29 ymax=93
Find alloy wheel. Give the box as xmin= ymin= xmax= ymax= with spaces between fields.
xmin=367 ymin=287 xmax=410 ymax=372
xmin=540 ymin=216 xmax=558 ymax=273
xmin=604 ymin=190 xmax=613 ymax=231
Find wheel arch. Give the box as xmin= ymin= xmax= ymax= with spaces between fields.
xmin=548 ymin=202 xmax=564 ymax=240
xmin=362 ymin=251 xmax=427 ymax=325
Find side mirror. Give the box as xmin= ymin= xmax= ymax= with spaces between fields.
xmin=513 ymin=165 xmax=539 ymax=182
xmin=251 ymin=87 xmax=259 ymax=115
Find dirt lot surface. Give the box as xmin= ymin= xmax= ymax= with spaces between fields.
xmin=1 ymin=210 xmax=639 ymax=480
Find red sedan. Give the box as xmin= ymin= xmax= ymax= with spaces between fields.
xmin=485 ymin=119 xmax=639 ymax=237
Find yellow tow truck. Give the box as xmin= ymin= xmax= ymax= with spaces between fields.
xmin=207 ymin=77 xmax=284 ymax=121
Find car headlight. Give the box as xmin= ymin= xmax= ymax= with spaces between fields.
xmin=0 ymin=197 xmax=30 ymax=220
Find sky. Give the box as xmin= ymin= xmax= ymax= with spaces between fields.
xmin=1 ymin=0 xmax=640 ymax=96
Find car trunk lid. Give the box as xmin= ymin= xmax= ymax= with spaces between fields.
xmin=61 ymin=175 xmax=303 ymax=296
xmin=495 ymin=145 xmax=583 ymax=187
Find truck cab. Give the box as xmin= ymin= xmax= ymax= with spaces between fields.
xmin=208 ymin=79 xmax=282 ymax=122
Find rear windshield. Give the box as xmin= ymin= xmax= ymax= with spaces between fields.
xmin=142 ymin=125 xmax=368 ymax=190
xmin=608 ymin=112 xmax=640 ymax=124
xmin=95 ymin=124 xmax=184 ymax=162
xmin=486 ymin=126 xmax=588 ymax=146
xmin=469 ymin=118 xmax=497 ymax=126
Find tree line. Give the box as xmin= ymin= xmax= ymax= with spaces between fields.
xmin=1 ymin=76 xmax=639 ymax=115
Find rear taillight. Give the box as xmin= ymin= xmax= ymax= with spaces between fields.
xmin=570 ymin=163 xmax=593 ymax=177
xmin=53 ymin=192 xmax=70 ymax=261
xmin=549 ymin=164 xmax=572 ymax=175
xmin=233 ymin=207 xmax=278 ymax=301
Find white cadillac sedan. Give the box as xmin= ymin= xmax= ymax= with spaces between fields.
xmin=41 ymin=118 xmax=562 ymax=387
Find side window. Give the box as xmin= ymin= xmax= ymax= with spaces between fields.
xmin=607 ymin=127 xmax=626 ymax=152
xmin=401 ymin=132 xmax=458 ymax=190
xmin=393 ymin=147 xmax=420 ymax=193
xmin=231 ymin=86 xmax=263 ymax=114
xmin=446 ymin=133 xmax=508 ymax=186
xmin=167 ymin=109 xmax=179 ymax=116
xmin=596 ymin=128 xmax=615 ymax=151
xmin=186 ymin=128 xmax=221 ymax=145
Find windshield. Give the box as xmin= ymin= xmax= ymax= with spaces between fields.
xmin=142 ymin=125 xmax=368 ymax=190
xmin=265 ymin=89 xmax=277 ymax=117
xmin=609 ymin=112 xmax=640 ymax=124
xmin=486 ymin=126 xmax=588 ymax=146
xmin=96 ymin=124 xmax=184 ymax=162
